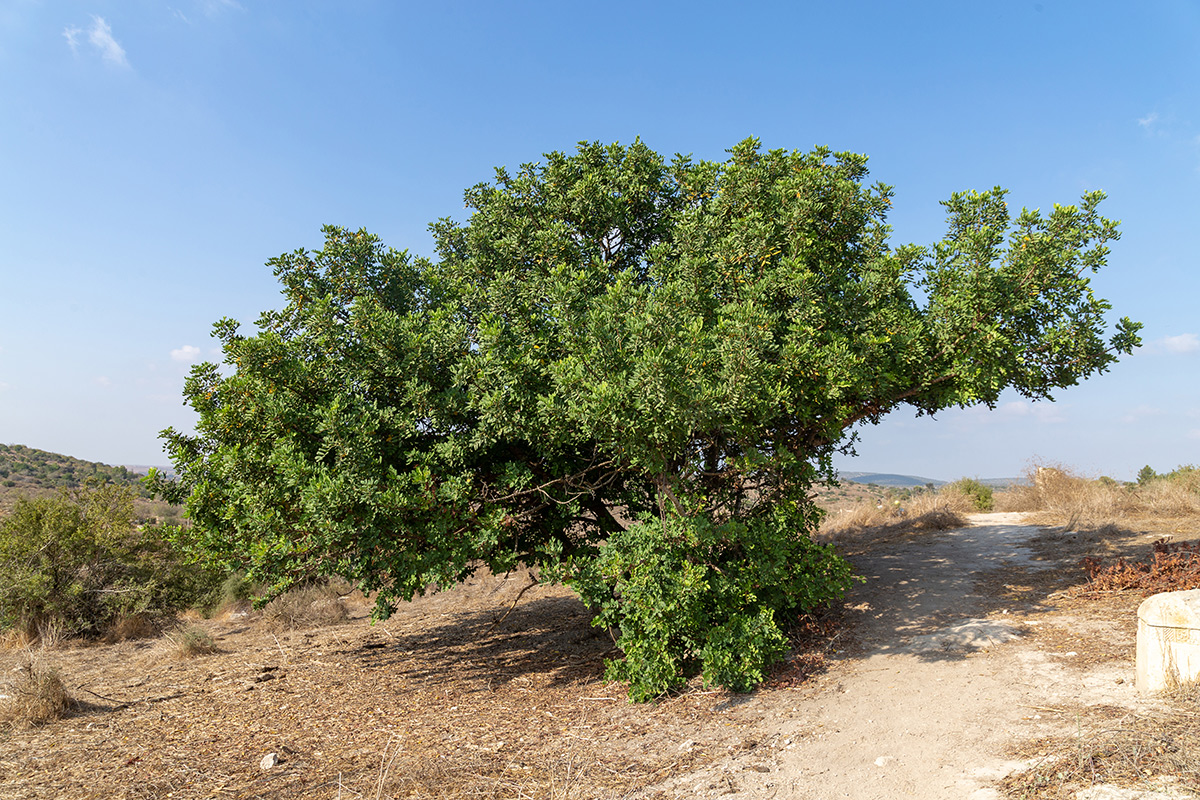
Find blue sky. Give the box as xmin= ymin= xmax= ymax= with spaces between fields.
xmin=1 ymin=0 xmax=1197 ymax=481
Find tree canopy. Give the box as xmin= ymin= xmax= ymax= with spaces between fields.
xmin=157 ymin=138 xmax=1141 ymax=699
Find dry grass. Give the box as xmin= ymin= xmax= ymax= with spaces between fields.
xmin=818 ymin=484 xmax=972 ymax=543
xmin=261 ymin=577 xmax=355 ymax=631
xmin=1001 ymin=699 xmax=1200 ymax=799
xmin=0 ymin=617 xmax=67 ymax=651
xmin=0 ymin=570 xmax=775 ymax=799
xmin=0 ymin=657 xmax=73 ymax=730
xmin=997 ymin=463 xmax=1200 ymax=530
xmin=103 ymin=613 xmax=160 ymax=644
xmin=164 ymin=625 xmax=220 ymax=658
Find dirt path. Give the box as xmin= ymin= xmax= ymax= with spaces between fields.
xmin=655 ymin=513 xmax=1183 ymax=800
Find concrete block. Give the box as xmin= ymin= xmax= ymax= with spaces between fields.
xmin=1136 ymin=589 xmax=1200 ymax=693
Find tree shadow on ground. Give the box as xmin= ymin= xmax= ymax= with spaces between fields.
xmin=346 ymin=593 xmax=617 ymax=690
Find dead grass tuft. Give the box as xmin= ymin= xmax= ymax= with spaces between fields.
xmin=1 ymin=618 xmax=67 ymax=651
xmin=164 ymin=625 xmax=220 ymax=658
xmin=0 ymin=658 xmax=74 ymax=729
xmin=262 ymin=578 xmax=353 ymax=631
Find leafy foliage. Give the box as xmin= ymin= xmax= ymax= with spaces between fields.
xmin=156 ymin=138 xmax=1140 ymax=698
xmin=0 ymin=485 xmax=219 ymax=637
xmin=946 ymin=478 xmax=995 ymax=511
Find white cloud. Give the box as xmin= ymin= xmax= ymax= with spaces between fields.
xmin=94 ymin=376 xmax=112 ymax=387
xmin=62 ymin=25 xmax=82 ymax=52
xmin=0 ymin=381 xmax=9 ymax=393
xmin=1121 ymin=404 xmax=1163 ymax=424
xmin=1188 ymin=429 xmax=1200 ymax=441
xmin=1138 ymin=111 xmax=1160 ymax=131
xmin=170 ymin=345 xmax=201 ymax=363
xmin=88 ymin=16 xmax=127 ymax=67
xmin=962 ymin=400 xmax=1064 ymax=424
xmin=65 ymin=16 xmax=129 ymax=67
xmin=1159 ymin=333 xmax=1200 ymax=354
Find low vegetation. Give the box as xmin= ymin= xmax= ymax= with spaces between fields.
xmin=998 ymin=463 xmax=1200 ymax=528
xmin=164 ymin=625 xmax=220 ymax=658
xmin=0 ymin=658 xmax=73 ymax=730
xmin=817 ymin=481 xmax=974 ymax=540
xmin=0 ymin=484 xmax=221 ymax=642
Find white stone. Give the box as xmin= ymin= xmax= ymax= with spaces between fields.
xmin=1136 ymin=590 xmax=1200 ymax=693
xmin=260 ymin=752 xmax=280 ymax=770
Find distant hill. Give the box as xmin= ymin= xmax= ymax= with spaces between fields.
xmin=0 ymin=443 xmax=147 ymax=493
xmin=838 ymin=471 xmax=1023 ymax=488
xmin=838 ymin=471 xmax=946 ymax=487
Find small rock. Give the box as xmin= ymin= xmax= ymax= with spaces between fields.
xmin=875 ymin=756 xmax=896 ymax=767
xmin=679 ymin=739 xmax=695 ymax=752
xmin=260 ymin=752 xmax=280 ymax=770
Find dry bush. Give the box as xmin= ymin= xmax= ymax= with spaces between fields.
xmin=1001 ymin=463 xmax=1200 ymax=528
xmin=1000 ymin=465 xmax=1136 ymax=529
xmin=819 ymin=488 xmax=968 ymax=540
xmin=163 ymin=625 xmax=220 ymax=658
xmin=1137 ymin=479 xmax=1200 ymax=518
xmin=103 ymin=613 xmax=160 ymax=644
xmin=1075 ymin=539 xmax=1200 ymax=596
xmin=908 ymin=488 xmax=975 ymax=517
xmin=262 ymin=579 xmax=353 ymax=631
xmin=0 ymin=658 xmax=73 ymax=729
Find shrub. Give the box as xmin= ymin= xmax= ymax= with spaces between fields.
xmin=1079 ymin=539 xmax=1200 ymax=595
xmin=553 ymin=507 xmax=855 ymax=701
xmin=945 ymin=478 xmax=994 ymax=511
xmin=0 ymin=486 xmax=223 ymax=638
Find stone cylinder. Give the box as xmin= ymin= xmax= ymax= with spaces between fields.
xmin=1136 ymin=589 xmax=1200 ymax=693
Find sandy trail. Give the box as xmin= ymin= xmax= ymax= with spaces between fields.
xmin=661 ymin=513 xmax=1173 ymax=800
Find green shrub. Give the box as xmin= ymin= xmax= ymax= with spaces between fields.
xmin=551 ymin=505 xmax=855 ymax=701
xmin=0 ymin=486 xmax=223 ymax=638
xmin=947 ymin=478 xmax=994 ymax=511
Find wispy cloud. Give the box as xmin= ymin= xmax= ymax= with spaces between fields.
xmin=88 ymin=16 xmax=127 ymax=66
xmin=94 ymin=376 xmax=112 ymax=387
xmin=1121 ymin=404 xmax=1163 ymax=424
xmin=170 ymin=345 xmax=201 ymax=363
xmin=954 ymin=399 xmax=1065 ymax=427
xmin=63 ymin=25 xmax=82 ymax=52
xmin=1140 ymin=333 xmax=1200 ymax=355
xmin=63 ymin=16 xmax=129 ymax=68
xmin=201 ymin=0 xmax=245 ymax=15
xmin=1160 ymin=333 xmax=1200 ymax=354
xmin=1138 ymin=111 xmax=1160 ymax=132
